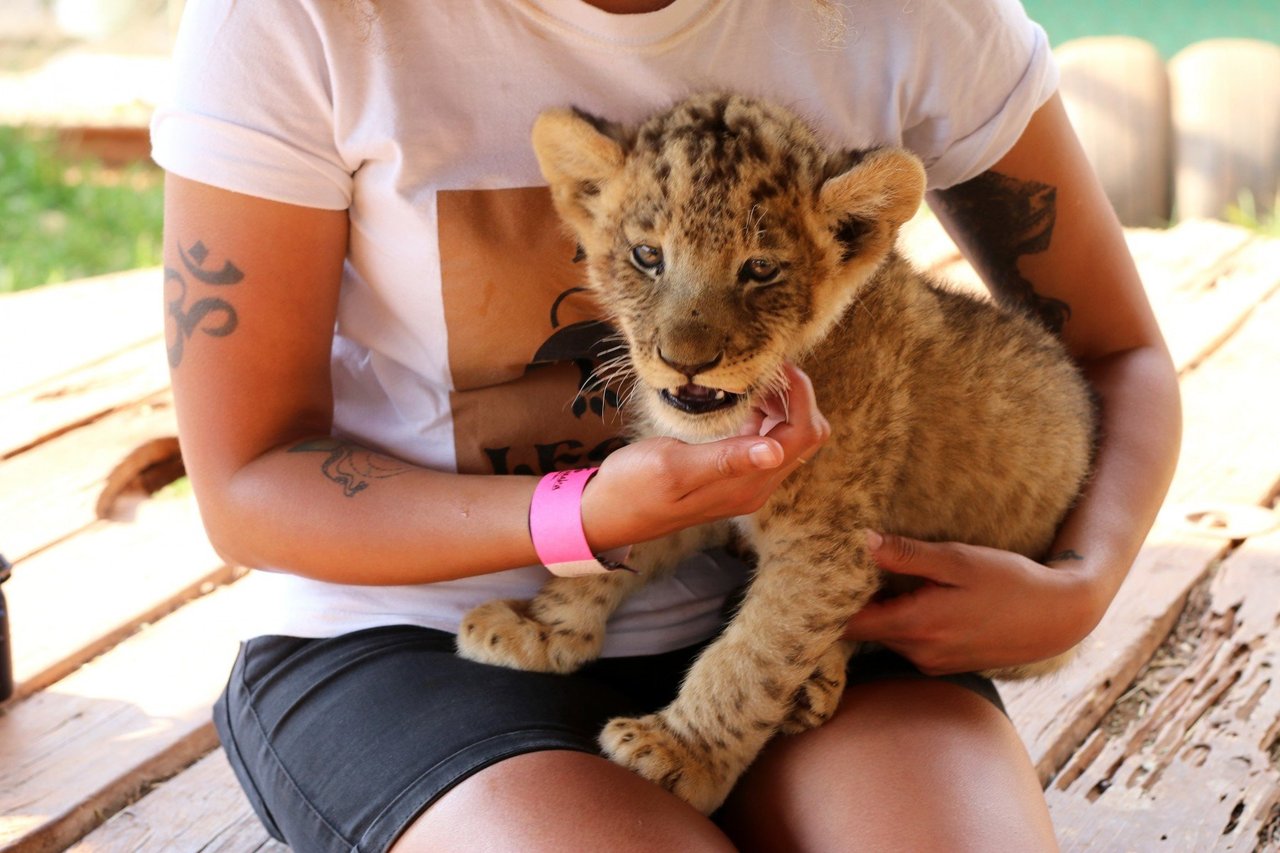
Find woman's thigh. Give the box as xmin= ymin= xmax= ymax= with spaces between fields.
xmin=215 ymin=625 xmax=712 ymax=853
xmin=719 ymin=678 xmax=1058 ymax=852
xmin=392 ymin=749 xmax=734 ymax=852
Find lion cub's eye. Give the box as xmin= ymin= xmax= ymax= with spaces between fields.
xmin=740 ymin=258 xmax=780 ymax=284
xmin=631 ymin=244 xmax=664 ymax=273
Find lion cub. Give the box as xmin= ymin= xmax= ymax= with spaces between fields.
xmin=457 ymin=93 xmax=1095 ymax=813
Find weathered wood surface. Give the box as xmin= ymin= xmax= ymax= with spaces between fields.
xmin=69 ymin=753 xmax=287 ymax=853
xmin=4 ymin=496 xmax=236 ymax=704
xmin=2 ymin=223 xmax=1279 ymax=852
xmin=1002 ymin=266 xmax=1280 ymax=784
xmin=0 ymin=391 xmax=177 ymax=562
xmin=1137 ymin=224 xmax=1280 ymax=371
xmin=1051 ymin=527 xmax=1280 ymax=852
xmin=0 ymin=267 xmax=166 ymax=464
xmin=0 ymin=583 xmax=250 ymax=853
xmin=0 ymin=268 xmax=161 ymax=400
xmin=0 ymin=337 xmax=170 ymax=461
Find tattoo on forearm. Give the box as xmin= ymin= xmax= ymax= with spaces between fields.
xmin=165 ymin=240 xmax=243 ymax=367
xmin=931 ymin=171 xmax=1071 ymax=335
xmin=288 ymin=438 xmax=412 ymax=497
xmin=1048 ymin=549 xmax=1085 ymax=563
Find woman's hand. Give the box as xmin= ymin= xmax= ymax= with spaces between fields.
xmin=581 ymin=363 xmax=830 ymax=551
xmin=842 ymin=531 xmax=1108 ymax=676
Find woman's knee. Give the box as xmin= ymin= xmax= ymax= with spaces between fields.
xmin=390 ymin=749 xmax=735 ymax=853
xmin=721 ymin=679 xmax=1058 ymax=852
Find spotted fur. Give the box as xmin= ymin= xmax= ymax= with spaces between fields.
xmin=456 ymin=93 xmax=1096 ymax=814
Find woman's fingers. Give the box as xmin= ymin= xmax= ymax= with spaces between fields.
xmin=757 ymin=362 xmax=830 ymax=467
xmin=582 ymin=364 xmax=830 ymax=548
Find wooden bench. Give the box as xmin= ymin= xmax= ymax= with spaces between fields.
xmin=2 ymin=218 xmax=1279 ymax=851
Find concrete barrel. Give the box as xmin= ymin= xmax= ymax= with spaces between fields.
xmin=1055 ymin=36 xmax=1173 ymax=227
xmin=1170 ymin=39 xmax=1280 ymax=221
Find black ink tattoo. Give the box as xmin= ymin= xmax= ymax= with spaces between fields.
xmin=1047 ymin=549 xmax=1085 ymax=563
xmin=288 ymin=438 xmax=412 ymax=497
xmin=165 ymin=240 xmax=243 ymax=367
xmin=930 ymin=171 xmax=1071 ymax=335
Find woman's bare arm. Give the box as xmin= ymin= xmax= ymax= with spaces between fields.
xmin=164 ymin=175 xmax=826 ymax=585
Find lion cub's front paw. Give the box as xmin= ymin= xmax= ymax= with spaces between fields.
xmin=779 ymin=643 xmax=851 ymax=735
xmin=456 ymin=599 xmax=602 ymax=674
xmin=599 ymin=713 xmax=730 ymax=814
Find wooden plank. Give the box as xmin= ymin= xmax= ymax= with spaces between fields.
xmin=1124 ymin=218 xmax=1253 ymax=305
xmin=3 ymin=494 xmax=237 ymax=705
xmin=1152 ymin=235 xmax=1280 ymax=373
xmin=0 ymin=391 xmax=177 ymax=562
xmin=0 ymin=581 xmax=251 ymax=853
xmin=0 ymin=337 xmax=170 ymax=460
xmin=898 ymin=213 xmax=1259 ymax=318
xmin=69 ymin=752 xmax=288 ymax=853
xmin=0 ymin=267 xmax=162 ymax=399
xmin=897 ymin=205 xmax=963 ymax=271
xmin=1049 ymin=526 xmax=1280 ymax=852
xmin=1003 ymin=265 xmax=1280 ymax=783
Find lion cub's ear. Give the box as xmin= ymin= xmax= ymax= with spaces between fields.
xmin=818 ymin=148 xmax=926 ymax=231
xmin=532 ymin=108 xmax=626 ymax=233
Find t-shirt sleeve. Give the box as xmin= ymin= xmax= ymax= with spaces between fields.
xmin=901 ymin=0 xmax=1059 ymax=191
xmin=150 ymin=0 xmax=353 ymax=209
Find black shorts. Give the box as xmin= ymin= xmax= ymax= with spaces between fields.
xmin=214 ymin=625 xmax=1004 ymax=853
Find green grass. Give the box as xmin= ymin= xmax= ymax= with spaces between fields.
xmin=1225 ymin=191 xmax=1280 ymax=239
xmin=152 ymin=475 xmax=192 ymax=502
xmin=0 ymin=127 xmax=164 ymax=294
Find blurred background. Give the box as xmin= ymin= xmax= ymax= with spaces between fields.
xmin=0 ymin=0 xmax=1277 ymax=295
xmin=1 ymin=0 xmax=170 ymax=295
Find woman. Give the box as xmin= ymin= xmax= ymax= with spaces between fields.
xmin=154 ymin=0 xmax=1180 ymax=849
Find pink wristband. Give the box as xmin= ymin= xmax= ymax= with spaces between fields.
xmin=529 ymin=468 xmax=629 ymax=577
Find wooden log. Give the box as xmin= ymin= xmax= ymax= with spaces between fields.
xmin=0 ymin=582 xmax=251 ymax=853
xmin=0 ymin=268 xmax=161 ymax=399
xmin=69 ymin=752 xmax=288 ymax=853
xmin=0 ymin=391 xmax=177 ymax=562
xmin=0 ymin=337 xmax=170 ymax=460
xmin=1003 ymin=260 xmax=1280 ymax=783
xmin=2 ymin=494 xmax=237 ymax=705
xmin=1049 ymin=527 xmax=1280 ymax=852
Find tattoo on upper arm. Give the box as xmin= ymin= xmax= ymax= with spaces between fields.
xmin=930 ymin=171 xmax=1071 ymax=335
xmin=165 ymin=240 xmax=243 ymax=368
xmin=288 ymin=438 xmax=413 ymax=497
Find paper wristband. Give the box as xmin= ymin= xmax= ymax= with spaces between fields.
xmin=529 ymin=468 xmax=631 ymax=577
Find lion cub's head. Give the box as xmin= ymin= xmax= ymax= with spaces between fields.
xmin=533 ymin=93 xmax=924 ymax=439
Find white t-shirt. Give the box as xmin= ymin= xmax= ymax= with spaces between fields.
xmin=152 ymin=0 xmax=1058 ymax=655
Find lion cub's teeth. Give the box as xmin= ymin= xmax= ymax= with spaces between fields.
xmin=714 ymin=390 xmax=726 ymax=400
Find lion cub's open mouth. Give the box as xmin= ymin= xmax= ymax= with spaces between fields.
xmin=661 ymin=383 xmax=744 ymax=415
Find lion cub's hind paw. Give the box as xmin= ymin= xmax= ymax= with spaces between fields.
xmin=456 ymin=599 xmax=601 ymax=674
xmin=600 ymin=713 xmax=730 ymax=815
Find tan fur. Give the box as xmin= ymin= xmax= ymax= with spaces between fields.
xmin=456 ymin=93 xmax=1095 ymax=813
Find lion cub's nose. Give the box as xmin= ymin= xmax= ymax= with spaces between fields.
xmin=657 ymin=346 xmax=724 ymax=380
